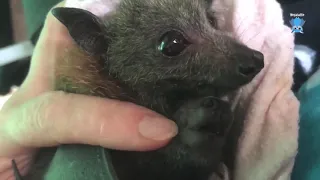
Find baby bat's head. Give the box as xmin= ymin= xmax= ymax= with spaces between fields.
xmin=53 ymin=0 xmax=263 ymax=95
xmin=52 ymin=0 xmax=264 ymax=179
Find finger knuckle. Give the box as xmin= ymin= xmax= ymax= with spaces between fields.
xmin=34 ymin=91 xmax=69 ymax=130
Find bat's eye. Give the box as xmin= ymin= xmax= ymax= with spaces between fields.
xmin=157 ymin=30 xmax=190 ymax=57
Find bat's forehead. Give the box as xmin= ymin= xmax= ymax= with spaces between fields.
xmin=118 ymin=0 xmax=209 ymax=33
xmin=143 ymin=0 xmax=205 ymax=8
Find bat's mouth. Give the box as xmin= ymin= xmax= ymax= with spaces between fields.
xmin=155 ymin=78 xmax=240 ymax=115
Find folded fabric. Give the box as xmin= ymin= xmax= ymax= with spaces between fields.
xmin=217 ymin=0 xmax=299 ymax=179
xmin=65 ymin=0 xmax=300 ymax=179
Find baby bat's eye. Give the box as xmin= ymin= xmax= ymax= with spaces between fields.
xmin=157 ymin=30 xmax=190 ymax=57
xmin=206 ymin=12 xmax=217 ymax=28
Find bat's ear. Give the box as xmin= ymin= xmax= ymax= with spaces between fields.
xmin=51 ymin=7 xmax=109 ymax=55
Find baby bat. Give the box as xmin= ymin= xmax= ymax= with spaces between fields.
xmin=25 ymin=0 xmax=264 ymax=179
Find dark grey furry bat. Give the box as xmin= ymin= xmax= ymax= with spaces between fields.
xmin=25 ymin=0 xmax=264 ymax=179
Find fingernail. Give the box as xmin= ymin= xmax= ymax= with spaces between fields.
xmin=138 ymin=116 xmax=178 ymax=141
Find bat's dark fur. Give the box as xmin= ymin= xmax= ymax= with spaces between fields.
xmin=25 ymin=0 xmax=264 ymax=179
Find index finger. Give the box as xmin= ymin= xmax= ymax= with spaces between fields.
xmin=1 ymin=91 xmax=177 ymax=154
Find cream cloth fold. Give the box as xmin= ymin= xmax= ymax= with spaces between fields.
xmin=220 ymin=0 xmax=299 ymax=179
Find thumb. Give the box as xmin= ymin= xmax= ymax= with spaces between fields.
xmin=1 ymin=91 xmax=178 ymax=155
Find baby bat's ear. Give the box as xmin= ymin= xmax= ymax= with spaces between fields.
xmin=51 ymin=7 xmax=108 ymax=55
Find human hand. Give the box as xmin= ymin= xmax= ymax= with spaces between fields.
xmin=0 ymin=1 xmax=177 ymax=179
